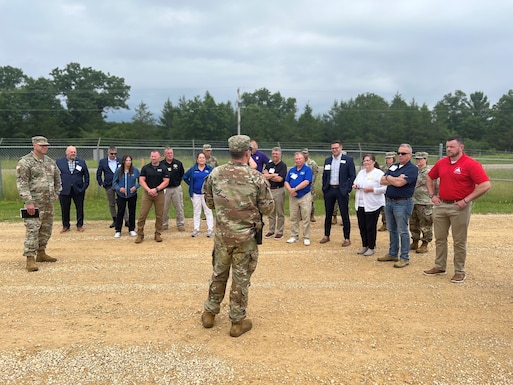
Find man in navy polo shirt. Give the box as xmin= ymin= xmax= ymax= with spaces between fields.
xmin=378 ymin=143 xmax=418 ymax=268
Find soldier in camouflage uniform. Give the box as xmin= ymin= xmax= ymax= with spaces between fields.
xmin=410 ymin=152 xmax=433 ymax=253
xmin=202 ymin=144 xmax=219 ymax=168
xmin=302 ymin=148 xmax=319 ymax=222
xmin=201 ymin=135 xmax=275 ymax=337
xmin=16 ymin=136 xmax=62 ymax=272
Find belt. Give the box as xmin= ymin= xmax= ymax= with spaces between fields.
xmin=330 ymin=185 xmax=339 ymax=188
xmin=386 ymin=197 xmax=409 ymax=202
xmin=270 ymin=186 xmax=283 ymax=189
xmin=440 ymin=199 xmax=459 ymax=204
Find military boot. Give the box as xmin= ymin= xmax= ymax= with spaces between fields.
xmin=332 ymin=215 xmax=337 ymax=224
xmin=36 ymin=249 xmax=57 ymax=262
xmin=201 ymin=311 xmax=215 ymax=328
xmin=378 ymin=224 xmax=387 ymax=232
xmin=416 ymin=241 xmax=429 ymax=254
xmin=26 ymin=256 xmax=39 ymax=272
xmin=230 ymin=319 xmax=253 ymax=337
xmin=410 ymin=240 xmax=419 ymax=250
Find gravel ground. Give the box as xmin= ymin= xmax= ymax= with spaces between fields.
xmin=0 ymin=215 xmax=512 ymax=385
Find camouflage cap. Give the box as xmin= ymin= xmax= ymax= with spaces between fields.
xmin=385 ymin=151 xmax=396 ymax=158
xmin=228 ymin=135 xmax=251 ymax=152
xmin=32 ymin=136 xmax=50 ymax=145
xmin=415 ymin=151 xmax=429 ymax=159
xmin=203 ymin=144 xmax=212 ymax=150
xmin=301 ymin=148 xmax=309 ymax=155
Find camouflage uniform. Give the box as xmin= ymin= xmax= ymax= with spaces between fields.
xmin=202 ymin=135 xmax=274 ymax=324
xmin=203 ymin=144 xmax=219 ymax=168
xmin=16 ymin=140 xmax=62 ymax=259
xmin=410 ymin=153 xmax=433 ymax=244
xmin=303 ymin=148 xmax=319 ymax=221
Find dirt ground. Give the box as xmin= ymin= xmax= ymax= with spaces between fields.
xmin=1 ymin=214 xmax=512 ymax=385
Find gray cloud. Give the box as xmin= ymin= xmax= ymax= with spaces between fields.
xmin=2 ymin=0 xmax=513 ymax=119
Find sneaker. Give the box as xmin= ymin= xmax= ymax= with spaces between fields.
xmin=423 ymin=268 xmax=447 ymax=276
xmin=304 ymin=239 xmax=310 ymax=246
xmin=356 ymin=247 xmax=368 ymax=254
xmin=363 ymin=248 xmax=375 ymax=256
xmin=274 ymin=234 xmax=283 ymax=240
xmin=393 ymin=259 xmax=409 ymax=268
xmin=265 ymin=232 xmax=275 ymax=239
xmin=207 ymin=230 xmax=213 ymax=238
xmin=377 ymin=254 xmax=399 ymax=262
xmin=451 ymin=273 xmax=466 ymax=284
xmin=286 ymin=237 xmax=298 ymax=244
xmin=130 ymin=231 xmax=137 ymax=237
xmin=114 ymin=232 xmax=121 ymax=238
xmin=191 ymin=230 xmax=199 ymax=237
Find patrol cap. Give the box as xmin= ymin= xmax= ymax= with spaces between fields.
xmin=203 ymin=144 xmax=212 ymax=151
xmin=385 ymin=151 xmax=396 ymax=158
xmin=32 ymin=136 xmax=50 ymax=145
xmin=415 ymin=151 xmax=428 ymax=159
xmin=228 ymin=135 xmax=251 ymax=152
xmin=301 ymin=148 xmax=309 ymax=155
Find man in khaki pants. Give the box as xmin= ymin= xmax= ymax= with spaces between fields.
xmin=285 ymin=152 xmax=313 ymax=246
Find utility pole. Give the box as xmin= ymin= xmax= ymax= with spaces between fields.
xmin=237 ymin=88 xmax=241 ymax=135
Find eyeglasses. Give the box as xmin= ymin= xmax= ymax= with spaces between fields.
xmin=397 ymin=152 xmax=410 ymax=156
xmin=110 ymin=152 xmax=117 ymax=155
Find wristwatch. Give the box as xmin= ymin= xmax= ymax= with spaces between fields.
xmin=428 ymin=194 xmax=435 ymax=198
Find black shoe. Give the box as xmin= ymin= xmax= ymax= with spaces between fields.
xmin=125 ymin=221 xmax=129 ymax=228
xmin=109 ymin=222 xmax=115 ymax=228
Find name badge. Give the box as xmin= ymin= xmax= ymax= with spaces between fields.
xmin=324 ymin=164 xmax=331 ymax=170
xmin=341 ymin=160 xmax=346 ymax=164
xmin=389 ymin=165 xmax=398 ymax=172
xmin=291 ymin=173 xmax=298 ymax=180
xmin=269 ymin=168 xmax=275 ymax=174
xmin=75 ymin=165 xmax=82 ymax=172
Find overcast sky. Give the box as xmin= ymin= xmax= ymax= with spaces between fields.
xmin=3 ymin=0 xmax=513 ymax=120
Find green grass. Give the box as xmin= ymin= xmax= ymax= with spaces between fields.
xmin=2 ymin=164 xmax=512 ymax=222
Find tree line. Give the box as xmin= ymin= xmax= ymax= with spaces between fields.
xmin=1 ymin=63 xmax=513 ymax=151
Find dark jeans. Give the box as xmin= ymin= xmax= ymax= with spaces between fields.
xmin=323 ymin=187 xmax=350 ymax=238
xmin=356 ymin=206 xmax=382 ymax=249
xmin=115 ymin=194 xmax=137 ymax=232
xmin=59 ymin=191 xmax=85 ymax=228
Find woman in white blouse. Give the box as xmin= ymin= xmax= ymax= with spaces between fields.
xmin=352 ymin=154 xmax=387 ymax=256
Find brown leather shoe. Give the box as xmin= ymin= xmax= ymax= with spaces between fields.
xmin=423 ymin=268 xmax=447 ymax=276
xmin=135 ymin=235 xmax=144 ymax=244
xmin=320 ymin=236 xmax=330 ymax=244
xmin=77 ymin=227 xmax=84 ymax=232
xmin=342 ymin=239 xmax=351 ymax=247
xmin=451 ymin=273 xmax=466 ymax=283
xmin=154 ymin=234 xmax=163 ymax=242
xmin=60 ymin=227 xmax=69 ymax=233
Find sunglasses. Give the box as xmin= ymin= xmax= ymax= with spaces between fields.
xmin=397 ymin=152 xmax=410 ymax=156
xmin=110 ymin=152 xmax=117 ymax=155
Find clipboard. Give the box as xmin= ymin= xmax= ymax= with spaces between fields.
xmin=20 ymin=208 xmax=40 ymax=218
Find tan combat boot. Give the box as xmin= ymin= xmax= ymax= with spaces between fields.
xmin=332 ymin=215 xmax=337 ymax=224
xmin=378 ymin=224 xmax=387 ymax=232
xmin=201 ymin=311 xmax=215 ymax=328
xmin=410 ymin=240 xmax=419 ymax=250
xmin=26 ymin=256 xmax=39 ymax=272
xmin=416 ymin=241 xmax=429 ymax=254
xmin=36 ymin=249 xmax=57 ymax=262
xmin=230 ymin=319 xmax=253 ymax=337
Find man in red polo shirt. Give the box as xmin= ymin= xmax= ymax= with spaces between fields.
xmin=423 ymin=135 xmax=490 ymax=284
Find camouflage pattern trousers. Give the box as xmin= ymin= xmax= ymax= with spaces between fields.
xmin=23 ymin=202 xmax=54 ymax=256
xmin=409 ymin=204 xmax=433 ymax=242
xmin=204 ymin=235 xmax=258 ymax=323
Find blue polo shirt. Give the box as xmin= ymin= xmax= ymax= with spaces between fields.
xmin=384 ymin=161 xmax=418 ymax=199
xmin=286 ymin=164 xmax=312 ymax=198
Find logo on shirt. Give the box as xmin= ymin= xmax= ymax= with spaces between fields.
xmin=453 ymin=167 xmax=462 ymax=175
